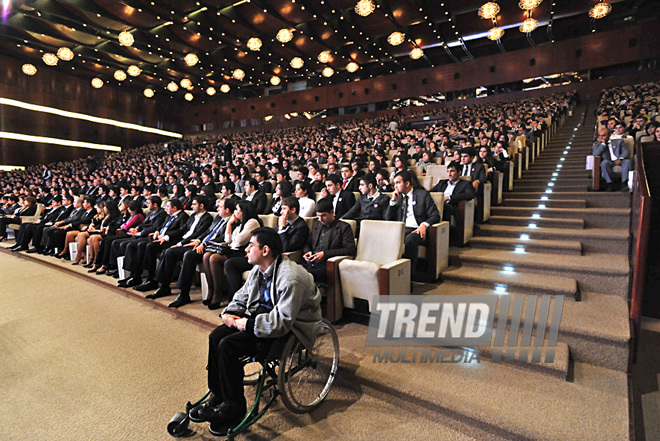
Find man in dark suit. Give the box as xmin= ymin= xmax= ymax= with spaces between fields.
xmin=139 ymin=196 xmax=214 ymax=308
xmin=342 ymin=174 xmax=390 ymax=233
xmin=224 ymin=196 xmax=310 ymax=298
xmin=459 ymin=147 xmax=487 ymax=192
xmin=320 ymin=174 xmax=355 ymax=219
xmin=375 ymin=170 xmax=394 ymax=192
xmin=302 ymin=198 xmax=356 ymax=283
xmin=241 ymin=178 xmax=267 ymax=214
xmin=339 ymin=165 xmax=360 ymax=192
xmin=29 ymin=195 xmax=74 ymax=253
xmin=385 ymin=170 xmax=440 ymax=271
xmin=42 ymin=196 xmax=96 ymax=255
xmin=592 ymin=129 xmax=631 ymax=191
xmin=255 ymin=170 xmax=272 ymax=193
xmin=221 ymin=137 xmax=233 ymax=165
xmin=118 ymin=199 xmax=190 ymax=288
xmin=11 ymin=196 xmax=66 ymax=252
xmin=431 ymin=161 xmax=476 ymax=222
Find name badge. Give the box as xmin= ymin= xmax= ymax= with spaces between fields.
xmin=374 ymin=204 xmax=379 ymax=208
xmin=412 ymin=201 xmax=417 ymax=206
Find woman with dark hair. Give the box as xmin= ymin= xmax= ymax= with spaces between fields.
xmin=201 ymin=200 xmax=262 ymax=309
xmin=416 ymin=151 xmax=434 ymax=173
xmin=477 ymin=146 xmax=501 ymax=182
xmin=351 ymin=160 xmax=365 ymax=179
xmin=172 ymin=183 xmax=186 ymax=200
xmin=267 ymin=180 xmax=293 ymax=216
xmin=73 ymin=200 xmax=120 ymax=265
xmin=295 ymin=180 xmax=316 ymax=217
xmin=82 ymin=200 xmax=125 ymax=267
xmin=368 ymin=159 xmax=382 ymax=175
xmin=59 ymin=201 xmax=105 ymax=260
xmin=181 ymin=185 xmax=197 ymax=210
xmin=393 ymin=155 xmax=408 ymax=174
xmin=0 ymin=196 xmax=38 ymax=241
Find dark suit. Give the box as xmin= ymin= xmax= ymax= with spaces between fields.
xmin=109 ymin=209 xmax=167 ymax=270
xmin=258 ymin=181 xmax=273 ymax=193
xmin=460 ymin=162 xmax=487 ymax=190
xmin=385 ymin=188 xmax=440 ymax=270
xmin=323 ymin=190 xmax=356 ymax=219
xmin=431 ymin=179 xmax=476 ymax=221
xmin=302 ymin=219 xmax=356 ymax=283
xmin=341 ymin=176 xmax=360 ymax=192
xmin=44 ymin=208 xmax=96 ymax=251
xmin=342 ymin=192 xmax=390 ymax=222
xmin=31 ymin=205 xmax=73 ymax=249
xmin=592 ymin=139 xmax=631 ymax=184
xmin=243 ymin=191 xmax=267 ymax=214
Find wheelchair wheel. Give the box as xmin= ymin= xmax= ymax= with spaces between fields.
xmin=278 ymin=319 xmax=339 ymax=414
xmin=243 ymin=360 xmax=263 ymax=386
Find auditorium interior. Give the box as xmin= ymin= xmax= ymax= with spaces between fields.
xmin=1 ymin=0 xmax=660 ymax=439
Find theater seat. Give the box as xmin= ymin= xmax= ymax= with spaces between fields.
xmin=338 ymin=220 xmax=410 ymax=312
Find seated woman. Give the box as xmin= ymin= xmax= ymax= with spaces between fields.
xmin=202 ymin=200 xmax=261 ymax=309
xmin=89 ymin=200 xmax=144 ymax=274
xmin=294 ymin=180 xmax=316 ymax=217
xmin=181 ymin=185 xmax=197 ymax=211
xmin=75 ymin=201 xmax=123 ymax=266
xmin=392 ymin=155 xmax=408 ymax=174
xmin=477 ymin=146 xmax=501 ymax=182
xmin=57 ymin=202 xmax=105 ymax=259
xmin=0 ymin=196 xmax=38 ymax=241
xmin=416 ymin=150 xmax=434 ymax=173
xmin=267 ymin=181 xmax=293 ymax=216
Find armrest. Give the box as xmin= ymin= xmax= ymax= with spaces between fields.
xmin=379 ymin=258 xmax=411 ymax=295
xmin=592 ymin=156 xmax=601 ymax=191
xmin=325 ymin=255 xmax=353 ymax=323
xmin=427 ymin=221 xmax=449 ymax=281
xmin=19 ymin=215 xmax=40 ymax=224
xmin=284 ymin=250 xmax=303 ymax=263
xmin=457 ymin=199 xmax=475 ymax=245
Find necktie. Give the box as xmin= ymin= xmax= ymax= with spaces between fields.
xmin=159 ymin=215 xmax=175 ymax=235
xmin=402 ymin=194 xmax=408 ymax=220
xmin=203 ymin=219 xmax=225 ymax=243
xmin=343 ymin=179 xmax=348 ymax=190
xmin=463 ymin=165 xmax=469 ymax=176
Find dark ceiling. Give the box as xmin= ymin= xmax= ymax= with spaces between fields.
xmin=0 ymin=0 xmax=656 ymax=103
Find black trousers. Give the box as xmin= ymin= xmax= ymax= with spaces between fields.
xmin=177 ymin=248 xmax=204 ymax=295
xmin=43 ymin=226 xmax=72 ymax=250
xmin=303 ymin=260 xmax=327 ymax=284
xmin=208 ymin=325 xmax=273 ymax=413
xmin=403 ymin=226 xmax=428 ymax=269
xmin=154 ymin=246 xmax=191 ymax=284
xmin=15 ymin=222 xmax=31 ymax=247
xmin=95 ymin=233 xmax=128 ymax=266
xmin=32 ymin=223 xmax=48 ymax=248
xmin=123 ymin=238 xmax=171 ymax=280
xmin=110 ymin=237 xmax=138 ymax=269
xmin=224 ymin=256 xmax=253 ymax=297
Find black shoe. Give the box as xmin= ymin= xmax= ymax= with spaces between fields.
xmin=145 ymin=286 xmax=171 ymax=299
xmin=88 ymin=266 xmax=101 ymax=273
xmin=105 ymin=269 xmax=118 ymax=277
xmin=8 ymin=244 xmax=20 ymax=250
xmin=43 ymin=248 xmax=55 ymax=256
xmin=125 ymin=277 xmax=142 ymax=287
xmin=168 ymin=294 xmax=191 ymax=308
xmin=117 ymin=278 xmax=129 ymax=288
xmin=208 ymin=302 xmax=222 ymax=311
xmin=12 ymin=246 xmax=27 ymax=252
xmin=202 ymin=298 xmax=211 ymax=306
xmin=189 ymin=393 xmax=223 ymax=423
xmin=620 ymin=182 xmax=629 ymax=192
xmin=27 ymin=247 xmax=40 ymax=254
xmin=134 ymin=280 xmax=159 ymax=292
xmin=55 ymin=252 xmax=69 ymax=260
xmin=606 ymin=182 xmax=615 ymax=192
xmin=82 ymin=262 xmax=94 ymax=268
xmin=208 ymin=418 xmax=242 ymax=437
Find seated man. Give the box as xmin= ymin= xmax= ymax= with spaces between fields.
xmin=11 ymin=195 xmax=69 ymax=252
xmin=319 ymin=174 xmax=355 ymax=219
xmin=341 ymin=173 xmax=390 ymax=234
xmin=42 ymin=196 xmax=96 ymax=256
xmin=302 ymin=198 xmax=356 ymax=284
xmin=431 ymin=161 xmax=476 ymax=244
xmin=224 ymin=196 xmax=310 ymax=297
xmin=189 ymin=227 xmax=322 ymax=436
xmin=592 ymin=129 xmax=631 ymax=192
xmin=459 ymin=147 xmax=487 ymax=192
xmin=241 ymin=178 xmax=267 ymax=214
xmin=385 ymin=170 xmax=440 ymax=272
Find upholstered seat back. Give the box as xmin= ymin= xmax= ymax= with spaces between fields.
xmin=356 ymin=220 xmax=404 ymax=265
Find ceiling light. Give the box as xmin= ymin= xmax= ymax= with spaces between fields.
xmin=143 ymin=88 xmax=154 ymax=98
xmin=410 ymin=48 xmax=423 ymax=59
xmin=220 ymin=84 xmax=230 ymax=93
xmin=42 ymin=53 xmax=58 ymax=66
xmin=290 ymin=57 xmax=304 ymax=69
xmin=478 ymin=2 xmax=500 ymax=19
xmin=518 ymin=0 xmax=542 ymax=10
xmin=206 ymin=87 xmax=216 ymax=95
xmin=127 ymin=65 xmax=141 ymax=76
xmin=91 ymin=78 xmax=103 ymax=88
xmin=276 ymin=28 xmax=293 ymax=43
xmin=118 ymin=30 xmax=134 ymax=46
xmin=184 ymin=93 xmax=193 ymax=101
xmin=114 ymin=70 xmax=127 ymax=81
xmin=318 ymin=50 xmax=332 ymax=63
xmin=180 ymin=78 xmax=193 ymax=89
xmin=520 ymin=17 xmax=538 ymax=33
xmin=270 ymin=76 xmax=281 ymax=86
xmin=346 ymin=62 xmax=359 ymax=73
xmin=355 ymin=0 xmax=375 ymax=17
xmin=22 ymin=64 xmax=37 ymax=76
xmin=246 ymin=37 xmax=262 ymax=51
xmin=322 ymin=67 xmax=334 ymax=77
xmin=487 ymin=27 xmax=504 ymax=40
xmin=184 ymin=53 xmax=199 ymax=66
xmin=167 ymin=82 xmax=179 ymax=92
xmin=387 ymin=31 xmax=405 ymax=46
xmin=232 ymin=68 xmax=245 ymax=80
xmin=57 ymin=47 xmax=74 ymax=61
xmin=589 ymin=1 xmax=612 ymax=19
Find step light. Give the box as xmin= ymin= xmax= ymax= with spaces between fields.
xmin=541 ymin=196 xmax=548 ymax=201
xmin=528 ymin=223 xmax=538 ymax=228
xmin=514 ymin=246 xmax=526 ymax=253
xmin=520 ymin=234 xmax=530 ymax=240
xmin=545 ymin=189 xmax=553 ymax=194
xmin=566 ymin=146 xmax=571 ymax=150
xmin=563 ymin=151 xmax=568 ymax=155
xmin=538 ymin=204 xmax=546 ymax=209
xmin=548 ymin=183 xmax=555 ymax=187
xmin=532 ymin=214 xmax=541 ymax=219
xmin=502 ymin=265 xmax=515 ymax=273
xmin=495 ymin=284 xmax=508 ymax=293
xmin=551 ymin=178 xmax=556 ymax=181
xmin=557 ymin=165 xmax=563 ymax=169
xmin=560 ymin=158 xmax=565 ymax=161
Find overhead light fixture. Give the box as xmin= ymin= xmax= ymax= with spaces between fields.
xmin=346 ymin=62 xmax=359 ymax=73
xmin=589 ymin=1 xmax=612 ymax=19
xmin=518 ymin=0 xmax=542 ymax=10
xmin=487 ymin=27 xmax=504 ymax=40
xmin=167 ymin=82 xmax=179 ymax=92
xmin=114 ymin=70 xmax=127 ymax=81
xmin=246 ymin=37 xmax=262 ymax=51
xmin=127 ymin=65 xmax=141 ymax=76
xmin=184 ymin=53 xmax=199 ymax=66
xmin=57 ymin=47 xmax=74 ymax=61
xmin=290 ymin=57 xmax=304 ymax=69
xmin=143 ymin=88 xmax=154 ymax=98
xmin=355 ymin=0 xmax=375 ymax=17
xmin=22 ymin=64 xmax=37 ymax=76
xmin=270 ymin=76 xmax=281 ymax=86
xmin=42 ymin=53 xmax=58 ymax=66
xmin=276 ymin=28 xmax=293 ymax=43
xmin=478 ymin=2 xmax=500 ymax=19
xmin=520 ymin=17 xmax=538 ymax=33
xmin=184 ymin=93 xmax=193 ymax=101
xmin=318 ymin=50 xmax=332 ymax=63
xmin=220 ymin=84 xmax=230 ymax=93
xmin=387 ymin=31 xmax=405 ymax=46
xmin=0 ymin=131 xmax=121 ymax=151
xmin=118 ymin=30 xmax=134 ymax=47
xmin=232 ymin=68 xmax=245 ymax=80
xmin=322 ymin=67 xmax=334 ymax=77
xmin=91 ymin=78 xmax=104 ymax=88
xmin=410 ymin=48 xmax=423 ymax=59
xmin=180 ymin=78 xmax=192 ymax=89
xmin=206 ymin=87 xmax=216 ymax=96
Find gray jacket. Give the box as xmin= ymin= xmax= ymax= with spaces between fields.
xmin=222 ymin=257 xmax=322 ymax=350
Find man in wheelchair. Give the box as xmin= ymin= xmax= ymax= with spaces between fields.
xmin=190 ymin=227 xmax=322 ymax=436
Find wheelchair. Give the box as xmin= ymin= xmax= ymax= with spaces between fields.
xmin=167 ymin=319 xmax=339 ymax=439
